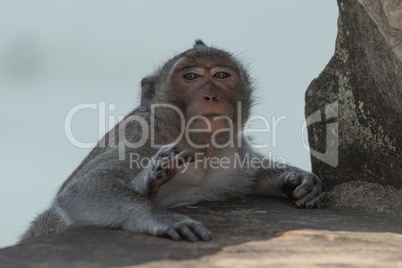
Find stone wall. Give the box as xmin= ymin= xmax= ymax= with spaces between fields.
xmin=305 ymin=0 xmax=402 ymax=189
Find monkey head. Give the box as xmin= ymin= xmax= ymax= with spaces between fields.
xmin=141 ymin=40 xmax=254 ymax=148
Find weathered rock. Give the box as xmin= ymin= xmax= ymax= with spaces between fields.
xmin=0 ymin=197 xmax=401 ymax=268
xmin=327 ymin=180 xmax=402 ymax=215
xmin=305 ymin=0 xmax=402 ymax=189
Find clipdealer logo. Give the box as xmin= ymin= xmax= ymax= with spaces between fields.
xmin=64 ymin=101 xmax=339 ymax=167
xmin=302 ymin=101 xmax=339 ymax=167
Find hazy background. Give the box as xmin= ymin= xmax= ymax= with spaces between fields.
xmin=0 ymin=0 xmax=338 ymax=248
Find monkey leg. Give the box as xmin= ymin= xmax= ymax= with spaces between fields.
xmin=135 ymin=143 xmax=195 ymax=200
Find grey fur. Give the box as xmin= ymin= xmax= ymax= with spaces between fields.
xmin=20 ymin=40 xmax=323 ymax=242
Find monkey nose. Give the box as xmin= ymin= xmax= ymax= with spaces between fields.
xmin=202 ymin=87 xmax=220 ymax=102
xmin=203 ymin=95 xmax=219 ymax=101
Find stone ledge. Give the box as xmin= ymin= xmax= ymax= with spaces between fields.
xmin=1 ymin=196 xmax=401 ymax=268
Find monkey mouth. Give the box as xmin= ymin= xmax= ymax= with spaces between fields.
xmin=203 ymin=114 xmax=222 ymax=117
xmin=201 ymin=114 xmax=226 ymax=120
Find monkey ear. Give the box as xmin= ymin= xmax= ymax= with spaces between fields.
xmin=140 ymin=76 xmax=156 ymax=112
xmin=194 ymin=39 xmax=206 ymax=48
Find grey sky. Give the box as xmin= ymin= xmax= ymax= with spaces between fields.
xmin=0 ymin=0 xmax=338 ymax=248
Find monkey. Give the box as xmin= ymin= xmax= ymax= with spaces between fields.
xmin=20 ymin=40 xmax=324 ymax=242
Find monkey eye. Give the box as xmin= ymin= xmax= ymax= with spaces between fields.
xmin=184 ymin=73 xmax=200 ymax=80
xmin=214 ymin=72 xmax=230 ymax=79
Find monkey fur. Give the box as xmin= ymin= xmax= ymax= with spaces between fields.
xmin=21 ymin=40 xmax=324 ymax=242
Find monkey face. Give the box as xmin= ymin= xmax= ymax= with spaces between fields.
xmin=144 ymin=42 xmax=253 ymax=148
xmin=170 ymin=58 xmax=241 ymax=135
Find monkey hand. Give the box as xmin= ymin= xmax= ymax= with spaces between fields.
xmin=147 ymin=143 xmax=195 ymax=199
xmin=152 ymin=211 xmax=212 ymax=241
xmin=282 ymin=170 xmax=325 ymax=209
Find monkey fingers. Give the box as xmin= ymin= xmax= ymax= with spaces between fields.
xmin=157 ymin=214 xmax=212 ymax=241
xmin=164 ymin=227 xmax=182 ymax=241
xmin=305 ymin=192 xmax=326 ymax=209
xmin=147 ymin=145 xmax=195 ymax=199
xmin=163 ymin=224 xmax=212 ymax=241
xmin=282 ymin=171 xmax=301 ymax=198
xmin=292 ymin=173 xmax=318 ymax=199
xmin=173 ymin=221 xmax=212 ymax=241
xmin=156 ymin=143 xmax=182 ymax=158
xmin=151 ymin=143 xmax=183 ymax=174
xmin=188 ymin=221 xmax=213 ymax=241
xmin=146 ymin=167 xmax=176 ymax=200
xmin=282 ymin=170 xmax=324 ymax=208
xmin=295 ymin=184 xmax=324 ymax=208
xmin=177 ymin=225 xmax=198 ymax=241
xmin=175 ymin=150 xmax=196 ymax=165
xmin=146 ymin=167 xmax=177 ymax=199
xmin=292 ymin=173 xmax=324 ymax=208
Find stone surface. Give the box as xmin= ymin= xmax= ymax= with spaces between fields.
xmin=327 ymin=180 xmax=402 ymax=216
xmin=305 ymin=0 xmax=402 ymax=189
xmin=381 ymin=0 xmax=402 ymax=31
xmin=1 ymin=196 xmax=401 ymax=268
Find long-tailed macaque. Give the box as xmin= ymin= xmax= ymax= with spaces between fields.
xmin=21 ymin=40 xmax=324 ymax=242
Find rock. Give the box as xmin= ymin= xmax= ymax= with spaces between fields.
xmin=305 ymin=0 xmax=402 ymax=189
xmin=381 ymin=0 xmax=402 ymax=31
xmin=327 ymin=180 xmax=402 ymax=216
xmin=0 ymin=197 xmax=401 ymax=268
